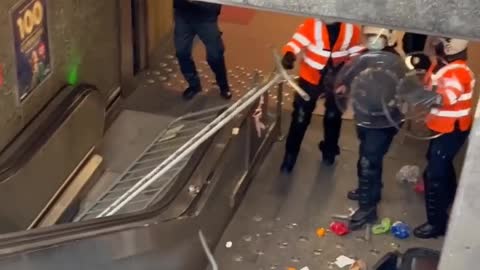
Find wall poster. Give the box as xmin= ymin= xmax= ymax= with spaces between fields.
xmin=11 ymin=0 xmax=51 ymax=101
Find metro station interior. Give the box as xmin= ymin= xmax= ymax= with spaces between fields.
xmin=0 ymin=0 xmax=478 ymax=269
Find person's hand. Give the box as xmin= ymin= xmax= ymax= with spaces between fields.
xmin=281 ymin=52 xmax=296 ymax=70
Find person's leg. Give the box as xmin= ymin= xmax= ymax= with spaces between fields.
xmin=349 ymin=127 xmax=397 ymax=230
xmin=348 ymin=127 xmax=397 ymax=202
xmin=195 ymin=21 xmax=231 ymax=99
xmin=281 ymin=79 xmax=321 ymax=173
xmin=319 ymin=91 xmax=344 ymax=165
xmin=174 ymin=15 xmax=201 ymax=100
xmin=414 ymin=129 xmax=469 ymax=238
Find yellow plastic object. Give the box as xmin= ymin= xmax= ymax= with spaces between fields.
xmin=316 ymin=227 xmax=327 ymax=237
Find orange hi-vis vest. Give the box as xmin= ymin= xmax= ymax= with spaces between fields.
xmin=283 ymin=19 xmax=365 ymax=85
xmin=424 ymin=60 xmax=476 ymax=133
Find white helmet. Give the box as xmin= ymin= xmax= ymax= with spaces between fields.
xmin=437 ymin=38 xmax=468 ymax=55
xmin=362 ymin=26 xmax=397 ymax=50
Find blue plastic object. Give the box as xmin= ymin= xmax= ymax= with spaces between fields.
xmin=391 ymin=221 xmax=411 ymax=239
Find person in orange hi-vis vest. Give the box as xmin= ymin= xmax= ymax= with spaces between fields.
xmin=413 ymin=38 xmax=475 ymax=239
xmin=280 ymin=18 xmax=365 ymax=174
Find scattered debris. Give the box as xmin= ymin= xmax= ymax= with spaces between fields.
xmin=330 ymin=221 xmax=350 ymax=236
xmin=390 ymin=242 xmax=401 ymax=250
xmin=334 ymin=255 xmax=356 ymax=268
xmin=365 ymin=224 xmax=371 ymax=241
xmin=332 ymin=214 xmax=351 ymax=220
xmin=349 ymin=260 xmax=367 ymax=270
xmin=253 ymin=215 xmax=263 ymax=222
xmin=225 ymin=241 xmax=233 ymax=248
xmin=243 ymin=235 xmax=253 ymax=242
xmin=372 ymin=218 xmax=392 ymax=235
xmin=300 ymin=267 xmax=310 ymax=270
xmin=233 ymin=254 xmax=244 ymax=262
xmin=316 ymin=227 xmax=327 ymax=237
xmin=332 ymin=208 xmax=357 ymax=221
xmin=391 ymin=221 xmax=411 ymax=239
xmin=415 ymin=181 xmax=425 ymax=194
xmin=396 ymin=165 xmax=420 ymax=183
xmin=298 ymin=236 xmax=309 ymax=242
xmin=232 ymin=127 xmax=240 ymax=135
xmin=369 ymin=249 xmax=381 ymax=256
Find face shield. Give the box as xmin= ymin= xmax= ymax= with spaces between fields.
xmin=364 ymin=34 xmax=388 ymax=51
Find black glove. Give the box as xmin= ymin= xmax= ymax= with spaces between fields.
xmin=403 ymin=89 xmax=442 ymax=108
xmin=282 ymin=52 xmax=296 ymax=70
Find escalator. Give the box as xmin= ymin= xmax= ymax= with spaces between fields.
xmin=0 ymin=78 xmax=280 ymax=269
xmin=0 ymin=84 xmax=105 ymax=234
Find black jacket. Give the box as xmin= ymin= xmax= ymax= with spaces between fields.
xmin=174 ymin=0 xmax=221 ymax=22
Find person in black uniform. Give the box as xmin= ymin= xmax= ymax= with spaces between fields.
xmin=174 ymin=0 xmax=231 ymax=100
xmin=336 ymin=26 xmax=405 ymax=230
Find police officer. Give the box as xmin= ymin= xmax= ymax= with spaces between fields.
xmin=280 ymin=19 xmax=365 ymax=173
xmin=174 ymin=0 xmax=231 ymax=100
xmin=413 ymin=38 xmax=474 ymax=239
xmin=337 ymin=26 xmax=405 ymax=230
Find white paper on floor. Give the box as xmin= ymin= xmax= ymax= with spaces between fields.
xmin=335 ymin=255 xmax=356 ymax=268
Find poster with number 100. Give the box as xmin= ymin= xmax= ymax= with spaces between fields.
xmin=11 ymin=0 xmax=51 ymax=102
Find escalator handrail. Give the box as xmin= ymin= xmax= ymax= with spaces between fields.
xmin=0 ymin=84 xmax=100 ymax=183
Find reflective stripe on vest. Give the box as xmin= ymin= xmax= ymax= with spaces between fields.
xmin=430 ymin=108 xmax=471 ymax=117
xmin=285 ymin=20 xmax=360 ymax=71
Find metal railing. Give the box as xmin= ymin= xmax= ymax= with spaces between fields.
xmin=75 ymin=105 xmax=228 ymax=221
xmin=77 ymin=51 xmax=308 ymax=220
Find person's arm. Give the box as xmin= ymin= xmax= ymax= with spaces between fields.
xmin=347 ymin=25 xmax=367 ymax=57
xmin=282 ymin=19 xmax=314 ymax=56
xmin=435 ymin=72 xmax=466 ymax=106
xmin=281 ymin=19 xmax=315 ymax=69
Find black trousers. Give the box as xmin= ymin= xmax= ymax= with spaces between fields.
xmin=423 ymin=125 xmax=469 ymax=226
xmin=174 ymin=14 xmax=229 ymax=90
xmin=356 ymin=126 xmax=398 ymax=207
xmin=285 ymin=78 xmax=343 ymax=157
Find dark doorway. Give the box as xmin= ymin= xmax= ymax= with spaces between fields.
xmin=131 ymin=0 xmax=147 ymax=74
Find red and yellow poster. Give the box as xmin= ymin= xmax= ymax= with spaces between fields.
xmin=11 ymin=0 xmax=51 ymax=101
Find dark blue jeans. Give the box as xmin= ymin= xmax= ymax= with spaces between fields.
xmin=174 ymin=14 xmax=229 ymax=90
xmin=423 ymin=126 xmax=469 ymax=225
xmin=356 ymin=126 xmax=398 ymax=207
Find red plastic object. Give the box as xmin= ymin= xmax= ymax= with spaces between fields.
xmin=415 ymin=182 xmax=425 ymax=194
xmin=330 ymin=221 xmax=350 ymax=236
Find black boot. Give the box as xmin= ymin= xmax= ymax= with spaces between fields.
xmin=349 ymin=176 xmax=378 ymax=231
xmin=349 ymin=206 xmax=378 ymax=231
xmin=182 ymin=85 xmax=201 ymax=100
xmin=347 ymin=186 xmax=382 ymax=202
xmin=319 ymin=141 xmax=339 ymax=166
xmin=220 ymin=87 xmax=232 ymax=100
xmin=413 ymin=222 xmax=446 ymax=239
xmin=280 ymin=152 xmax=298 ymax=174
xmin=415 ymin=175 xmax=449 ymax=239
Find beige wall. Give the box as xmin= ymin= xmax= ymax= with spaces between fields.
xmin=147 ymin=0 xmax=174 ymax=58
xmin=0 ymin=0 xmax=121 ymax=151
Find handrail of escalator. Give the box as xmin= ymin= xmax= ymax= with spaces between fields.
xmin=0 ymin=84 xmax=99 ymax=183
